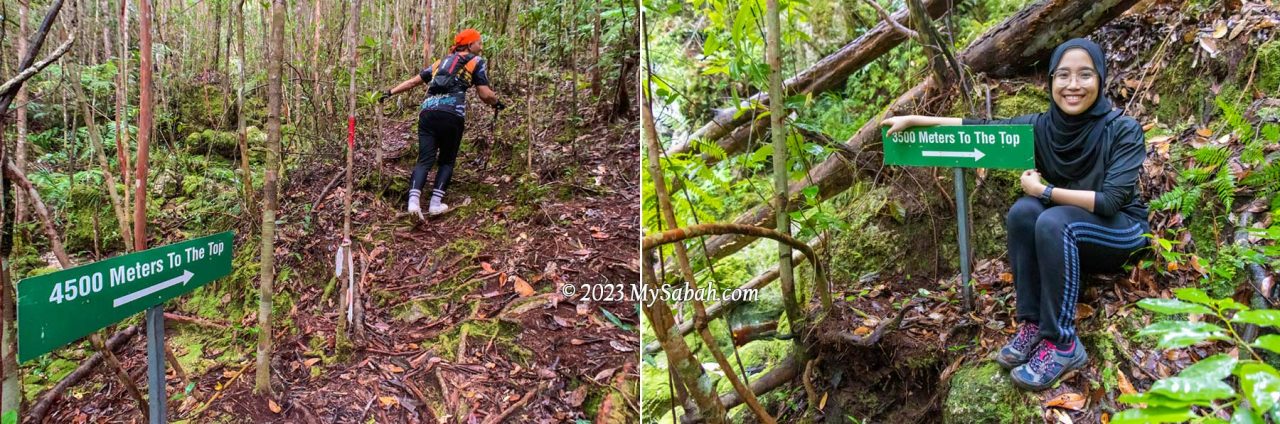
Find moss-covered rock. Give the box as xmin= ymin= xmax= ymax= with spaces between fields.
xmin=184 ymin=129 xmax=241 ymax=159
xmin=943 ymin=361 xmax=1040 ymax=424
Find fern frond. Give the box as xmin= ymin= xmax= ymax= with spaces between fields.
xmin=1191 ymin=145 xmax=1230 ymax=169
xmin=1211 ymin=167 xmax=1237 ymax=211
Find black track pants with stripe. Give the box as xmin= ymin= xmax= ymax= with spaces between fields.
xmin=1006 ymin=196 xmax=1148 ymax=344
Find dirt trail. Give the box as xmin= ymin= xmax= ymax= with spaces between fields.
xmin=40 ymin=94 xmax=640 ymax=423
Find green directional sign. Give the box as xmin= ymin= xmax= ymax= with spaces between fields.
xmin=17 ymin=231 xmax=233 ymax=362
xmin=882 ymin=125 xmax=1034 ymax=170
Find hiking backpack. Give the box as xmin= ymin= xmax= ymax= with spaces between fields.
xmin=426 ymin=53 xmax=480 ymax=95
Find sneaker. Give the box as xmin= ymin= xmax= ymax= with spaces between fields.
xmin=1010 ymin=337 xmax=1088 ymax=391
xmin=407 ymin=200 xmax=424 ymax=220
xmin=995 ymin=322 xmax=1042 ymax=369
xmin=428 ymin=202 xmax=449 ymax=216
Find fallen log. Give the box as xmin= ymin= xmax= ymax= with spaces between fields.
xmin=29 ymin=326 xmax=139 ymax=422
xmin=665 ymin=0 xmax=951 ymax=163
xmin=719 ymin=354 xmax=799 ymax=411
xmin=680 ymin=0 xmax=1142 ymax=265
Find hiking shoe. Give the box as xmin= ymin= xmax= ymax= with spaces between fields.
xmin=1010 ymin=337 xmax=1088 ymax=391
xmin=428 ymin=202 xmax=449 ymax=216
xmin=995 ymin=322 xmax=1042 ymax=369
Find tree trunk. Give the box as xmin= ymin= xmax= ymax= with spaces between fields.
xmin=589 ymin=0 xmax=601 ymax=99
xmin=115 ymin=0 xmax=132 ymax=239
xmin=680 ymin=0 xmax=1142 ymax=267
xmin=256 ymin=0 xmax=286 ymax=395
xmin=0 ymin=133 xmax=18 ymax=418
xmin=665 ymin=0 xmax=950 ymax=162
xmin=766 ymin=0 xmax=808 ymax=369
xmin=422 ymin=0 xmax=432 ymax=67
xmin=14 ymin=0 xmax=29 ymax=225
xmin=236 ymin=0 xmax=255 ymax=214
xmin=70 ymin=65 xmax=131 ymax=253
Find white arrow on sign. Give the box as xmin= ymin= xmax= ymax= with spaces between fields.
xmin=113 ymin=270 xmax=195 ymax=308
xmin=922 ymin=148 xmax=985 ymax=161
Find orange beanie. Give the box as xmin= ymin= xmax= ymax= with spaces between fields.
xmin=454 ymin=29 xmax=482 ymax=47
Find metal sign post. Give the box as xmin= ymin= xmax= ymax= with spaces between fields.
xmin=882 ymin=125 xmax=1034 ymax=311
xmin=17 ymin=231 xmax=234 ymax=422
xmin=147 ymin=306 xmax=166 ymax=422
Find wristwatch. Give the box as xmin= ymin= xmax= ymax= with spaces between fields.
xmin=1039 ymin=184 xmax=1054 ymax=205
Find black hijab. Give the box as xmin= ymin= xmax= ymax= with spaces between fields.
xmin=1034 ymin=38 xmax=1118 ymax=184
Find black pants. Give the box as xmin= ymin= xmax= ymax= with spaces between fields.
xmin=411 ymin=110 xmax=466 ymax=194
xmin=1006 ymin=196 xmax=1147 ymax=344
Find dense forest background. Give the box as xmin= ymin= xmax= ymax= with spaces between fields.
xmin=640 ymin=0 xmax=1280 ymax=422
xmin=1 ymin=0 xmax=640 ymax=422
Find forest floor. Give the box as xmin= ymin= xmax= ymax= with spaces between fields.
xmin=35 ymin=87 xmax=641 ymax=423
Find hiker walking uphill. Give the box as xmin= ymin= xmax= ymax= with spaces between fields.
xmin=382 ymin=28 xmax=507 ymax=218
xmin=882 ymin=38 xmax=1150 ymax=392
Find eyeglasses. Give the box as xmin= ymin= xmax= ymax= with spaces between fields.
xmin=1051 ymin=70 xmax=1097 ymax=85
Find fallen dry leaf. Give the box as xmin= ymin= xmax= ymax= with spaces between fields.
xmin=1213 ymin=20 xmax=1228 ymax=38
xmin=567 ymin=386 xmax=588 ymax=407
xmin=481 ymin=262 xmax=495 ymax=274
xmin=514 ymin=276 xmax=534 ymax=297
xmin=304 ymin=358 xmax=321 ymax=368
xmin=1117 ymin=369 xmax=1137 ymax=395
xmin=268 ymin=399 xmax=282 ymax=414
xmin=1075 ymin=303 xmax=1095 ymax=321
xmin=1043 ymin=392 xmax=1086 ymax=411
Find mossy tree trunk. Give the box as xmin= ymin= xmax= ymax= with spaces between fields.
xmin=256 ymin=0 xmax=286 ymax=396
xmin=235 ymin=0 xmax=255 ymax=216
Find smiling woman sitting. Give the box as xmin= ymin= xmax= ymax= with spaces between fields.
xmin=880 ymin=38 xmax=1149 ymax=391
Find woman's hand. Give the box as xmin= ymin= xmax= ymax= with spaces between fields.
xmin=1020 ymin=169 xmax=1046 ymax=197
xmin=881 ymin=115 xmax=917 ymax=135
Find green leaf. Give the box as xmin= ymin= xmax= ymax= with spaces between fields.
xmin=1111 ymin=406 xmax=1196 ymax=424
xmin=1232 ymin=310 xmax=1280 ymax=328
xmin=1 ymin=411 xmax=15 ymax=424
xmin=1230 ymin=406 xmax=1264 ymax=424
xmin=1137 ymin=298 xmax=1213 ymax=315
xmin=1177 ymin=353 xmax=1237 ymax=382
xmin=1252 ymin=334 xmax=1280 ymax=354
xmin=600 ymin=307 xmax=631 ymax=332
xmin=1236 ymin=362 xmax=1280 ymax=415
xmin=1117 ymin=392 xmax=1199 ymax=408
xmin=1149 ymin=376 xmax=1235 ymax=403
xmin=1173 ymin=287 xmax=1215 ymax=306
xmin=1137 ymin=321 xmax=1229 ymax=349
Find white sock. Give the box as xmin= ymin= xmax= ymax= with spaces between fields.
xmin=429 ymin=189 xmax=445 ymax=208
xmin=408 ymin=189 xmax=421 ymax=208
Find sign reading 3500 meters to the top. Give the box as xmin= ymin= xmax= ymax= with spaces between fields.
xmin=882 ymin=125 xmax=1034 ymax=170
xmin=17 ymin=231 xmax=233 ymax=362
